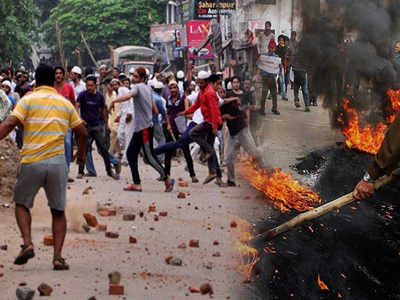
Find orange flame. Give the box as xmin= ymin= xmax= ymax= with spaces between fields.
xmin=338 ymin=89 xmax=400 ymax=154
xmin=239 ymin=158 xmax=321 ymax=212
xmin=317 ymin=274 xmax=329 ymax=290
xmin=234 ymin=218 xmax=260 ymax=283
xmin=337 ymin=98 xmax=387 ymax=154
xmin=386 ymin=89 xmax=400 ymax=123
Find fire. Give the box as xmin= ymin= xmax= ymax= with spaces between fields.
xmin=338 ymin=89 xmax=400 ymax=155
xmin=386 ymin=89 xmax=400 ymax=123
xmin=239 ymin=158 xmax=321 ymax=212
xmin=317 ymin=274 xmax=329 ymax=290
xmin=338 ymin=98 xmax=387 ymax=154
xmin=234 ymin=218 xmax=260 ymax=283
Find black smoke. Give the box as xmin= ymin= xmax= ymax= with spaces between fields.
xmin=297 ymin=0 xmax=400 ymax=127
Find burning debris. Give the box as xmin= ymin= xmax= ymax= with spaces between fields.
xmin=239 ymin=158 xmax=321 ymax=212
xmin=317 ymin=274 xmax=329 ymax=291
xmin=242 ymin=146 xmax=400 ymax=300
xmin=337 ymin=89 xmax=400 ymax=154
xmin=234 ymin=218 xmax=260 ymax=283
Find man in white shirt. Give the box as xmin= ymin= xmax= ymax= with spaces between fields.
xmin=114 ymin=77 xmax=134 ymax=164
xmin=70 ymin=66 xmax=86 ymax=97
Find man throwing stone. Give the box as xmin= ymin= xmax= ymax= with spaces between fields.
xmin=0 ymin=64 xmax=87 ymax=270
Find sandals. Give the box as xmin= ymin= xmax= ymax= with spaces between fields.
xmin=53 ymin=256 xmax=69 ymax=271
xmin=14 ymin=244 xmax=35 ymax=265
xmin=165 ymin=179 xmax=175 ymax=193
xmin=123 ymin=184 xmax=142 ymax=192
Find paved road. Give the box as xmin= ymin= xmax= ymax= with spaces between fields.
xmin=0 ymin=94 xmax=339 ymax=299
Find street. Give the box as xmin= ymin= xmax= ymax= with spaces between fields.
xmin=0 ymin=96 xmax=338 ymax=299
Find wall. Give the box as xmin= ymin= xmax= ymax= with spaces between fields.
xmin=231 ymin=0 xmax=304 ymax=43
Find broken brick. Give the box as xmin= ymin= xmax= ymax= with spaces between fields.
xmin=177 ymin=243 xmax=187 ymax=249
xmin=108 ymin=272 xmax=121 ymax=285
xmin=98 ymin=209 xmax=116 ymax=217
xmin=37 ymin=283 xmax=53 ymax=296
xmin=122 ymin=214 xmax=136 ymax=221
xmin=0 ymin=245 xmax=7 ymax=251
xmin=109 ymin=284 xmax=124 ymax=295
xmin=82 ymin=186 xmax=92 ymax=195
xmin=189 ymin=240 xmax=199 ymax=248
xmin=178 ymin=181 xmax=189 ymax=187
xmin=159 ymin=211 xmax=168 ymax=217
xmin=83 ymin=213 xmax=98 ymax=227
xmin=139 ymin=212 xmax=144 ymax=218
xmin=165 ymin=257 xmax=182 ymax=266
xmin=200 ymin=283 xmax=213 ymax=295
xmin=154 ymin=215 xmax=159 ymax=221
xmin=43 ymin=235 xmax=54 ymax=246
xmin=213 ymin=240 xmax=219 ymax=246
xmin=97 ymin=224 xmax=107 ymax=232
xmin=105 ymin=232 xmax=119 ymax=239
xmin=148 ymin=205 xmax=156 ymax=212
xmin=177 ymin=192 xmax=186 ymax=199
xmin=0 ymin=273 xmax=3 ymax=278
xmin=188 ymin=286 xmax=200 ymax=293
xmin=230 ymin=220 xmax=238 ymax=228
xmin=129 ymin=236 xmax=137 ymax=244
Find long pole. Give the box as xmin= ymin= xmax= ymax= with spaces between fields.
xmin=80 ymin=32 xmax=99 ymax=68
xmin=55 ymin=21 xmax=65 ymax=69
xmin=250 ymin=175 xmax=393 ymax=245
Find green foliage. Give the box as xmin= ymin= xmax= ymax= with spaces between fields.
xmin=0 ymin=0 xmax=40 ymax=67
xmin=43 ymin=0 xmax=166 ymax=66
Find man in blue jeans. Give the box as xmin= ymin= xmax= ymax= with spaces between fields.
xmin=84 ymin=121 xmax=121 ymax=178
xmin=76 ymin=76 xmax=119 ymax=179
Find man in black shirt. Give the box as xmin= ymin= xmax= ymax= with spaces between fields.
xmin=76 ymin=76 xmax=118 ymax=179
xmin=220 ymin=85 xmax=265 ymax=186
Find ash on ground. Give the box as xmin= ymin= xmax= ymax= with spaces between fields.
xmin=240 ymin=146 xmax=400 ymax=300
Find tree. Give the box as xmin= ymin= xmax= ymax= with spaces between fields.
xmin=0 ymin=0 xmax=39 ymax=68
xmin=34 ymin=0 xmax=59 ymax=24
xmin=43 ymin=0 xmax=166 ymax=66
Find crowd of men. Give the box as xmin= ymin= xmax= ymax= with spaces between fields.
xmin=0 ymin=18 xmax=398 ymax=271
xmin=0 ymin=62 xmax=268 ymax=269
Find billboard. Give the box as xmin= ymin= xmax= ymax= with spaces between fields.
xmin=194 ymin=0 xmax=235 ymax=19
xmin=150 ymin=24 xmax=182 ymax=44
xmin=186 ymin=20 xmax=213 ymax=60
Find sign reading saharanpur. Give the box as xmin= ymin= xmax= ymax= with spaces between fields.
xmin=194 ymin=0 xmax=235 ymax=19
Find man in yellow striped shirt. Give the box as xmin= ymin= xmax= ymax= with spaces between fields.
xmin=0 ymin=64 xmax=87 ymax=271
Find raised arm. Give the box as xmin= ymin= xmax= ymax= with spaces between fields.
xmin=0 ymin=116 xmax=20 ymax=140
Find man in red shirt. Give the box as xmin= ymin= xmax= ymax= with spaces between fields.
xmin=54 ymin=67 xmax=75 ymax=105
xmin=54 ymin=66 xmax=76 ymax=181
xmin=181 ymin=71 xmax=223 ymax=185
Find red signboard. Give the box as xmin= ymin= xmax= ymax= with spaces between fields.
xmin=186 ymin=20 xmax=213 ymax=60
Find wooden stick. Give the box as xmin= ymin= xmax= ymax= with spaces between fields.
xmin=80 ymin=32 xmax=99 ymax=68
xmin=251 ymin=175 xmax=393 ymax=244
xmin=55 ymin=21 xmax=65 ymax=69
